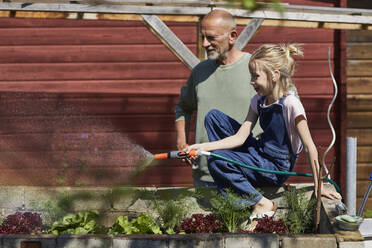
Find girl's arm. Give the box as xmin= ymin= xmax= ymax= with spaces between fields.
xmin=296 ymin=116 xmax=342 ymax=200
xmin=187 ymin=106 xmax=258 ymax=152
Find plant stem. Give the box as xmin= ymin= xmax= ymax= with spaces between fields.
xmin=315 ymin=161 xmax=322 ymax=232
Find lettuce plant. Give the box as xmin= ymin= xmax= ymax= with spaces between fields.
xmin=0 ymin=212 xmax=43 ymax=234
xmin=47 ymin=210 xmax=100 ymax=235
xmin=108 ymin=214 xmax=162 ymax=235
xmin=177 ymin=213 xmax=223 ymax=233
xmin=248 ymin=216 xmax=287 ymax=234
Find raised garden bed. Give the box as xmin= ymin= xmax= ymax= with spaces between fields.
xmin=0 ymin=184 xmax=366 ymax=248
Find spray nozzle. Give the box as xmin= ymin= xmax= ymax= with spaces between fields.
xmin=154 ymin=149 xmax=198 ymax=160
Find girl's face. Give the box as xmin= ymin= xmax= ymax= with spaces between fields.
xmin=250 ymin=66 xmax=272 ymax=97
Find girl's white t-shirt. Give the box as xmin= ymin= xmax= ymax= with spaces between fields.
xmin=250 ymin=92 xmax=306 ymax=154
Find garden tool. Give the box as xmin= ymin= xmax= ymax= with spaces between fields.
xmin=154 ymin=149 xmax=198 ymax=160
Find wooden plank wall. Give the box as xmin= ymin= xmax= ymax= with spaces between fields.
xmin=0 ymin=0 xmax=343 ymax=188
xmin=346 ymin=0 xmax=372 ymax=213
xmin=346 ymin=31 xmax=372 ymax=210
xmin=0 ymin=18 xmax=195 ymax=187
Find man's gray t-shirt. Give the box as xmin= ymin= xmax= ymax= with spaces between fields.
xmin=175 ymin=53 xmax=261 ymax=184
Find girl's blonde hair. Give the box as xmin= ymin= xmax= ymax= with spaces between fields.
xmin=249 ymin=43 xmax=304 ymax=93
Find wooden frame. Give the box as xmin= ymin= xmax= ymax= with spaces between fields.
xmin=0 ymin=1 xmax=371 ymax=30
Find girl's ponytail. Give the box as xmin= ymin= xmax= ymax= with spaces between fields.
xmin=286 ymin=43 xmax=304 ymax=58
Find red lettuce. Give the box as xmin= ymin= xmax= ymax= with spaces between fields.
xmin=0 ymin=212 xmax=43 ymax=234
xmin=177 ymin=213 xmax=223 ymax=233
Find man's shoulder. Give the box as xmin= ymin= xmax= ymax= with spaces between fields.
xmin=238 ymin=52 xmax=252 ymax=62
xmin=193 ymin=53 xmax=251 ymax=70
xmin=192 ymin=59 xmax=216 ymax=71
xmin=241 ymin=52 xmax=251 ymax=58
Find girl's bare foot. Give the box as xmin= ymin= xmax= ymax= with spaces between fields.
xmin=252 ymin=197 xmax=275 ymax=215
xmin=244 ymin=197 xmax=277 ymax=232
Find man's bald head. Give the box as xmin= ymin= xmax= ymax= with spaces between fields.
xmin=200 ymin=9 xmax=239 ymax=63
xmin=202 ymin=9 xmax=236 ymax=31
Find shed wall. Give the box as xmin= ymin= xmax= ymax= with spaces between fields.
xmin=0 ymin=0 xmax=343 ymax=188
xmin=346 ymin=0 xmax=372 ymax=212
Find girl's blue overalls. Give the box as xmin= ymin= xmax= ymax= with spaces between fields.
xmin=205 ymin=95 xmax=298 ymax=207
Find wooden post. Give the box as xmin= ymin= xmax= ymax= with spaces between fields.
xmin=141 ymin=14 xmax=200 ymax=69
xmin=197 ymin=16 xmax=205 ymax=61
xmin=336 ymin=0 xmax=348 ymax=197
xmin=235 ymin=18 xmax=264 ymax=51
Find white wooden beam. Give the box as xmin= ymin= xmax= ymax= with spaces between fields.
xmin=141 ymin=16 xmax=265 ymax=69
xmin=235 ymin=18 xmax=264 ymax=51
xmin=141 ymin=14 xmax=199 ymax=69
xmin=2 ymin=0 xmax=246 ymax=7
xmin=1 ymin=2 xmax=372 ymax=25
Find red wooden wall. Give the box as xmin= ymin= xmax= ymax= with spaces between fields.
xmin=0 ymin=0 xmax=345 ymax=187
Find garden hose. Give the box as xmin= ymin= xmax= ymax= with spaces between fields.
xmin=154 ymin=149 xmax=341 ymax=193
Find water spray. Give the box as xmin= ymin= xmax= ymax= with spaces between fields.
xmin=153 ymin=149 xmax=341 ymax=193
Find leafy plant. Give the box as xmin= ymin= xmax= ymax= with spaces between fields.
xmin=0 ymin=212 xmax=43 ymax=234
xmin=177 ymin=213 xmax=223 ymax=234
xmin=108 ymin=213 xmax=162 ymax=235
xmin=47 ymin=210 xmax=100 ymax=235
xmin=363 ymin=209 xmax=372 ymax=218
xmin=283 ymin=188 xmax=316 ymax=234
xmin=198 ymin=188 xmax=252 ymax=233
xmin=150 ymin=191 xmax=191 ymax=234
xmin=0 ymin=213 xmax=4 ymax=226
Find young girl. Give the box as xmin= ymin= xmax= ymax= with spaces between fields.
xmin=187 ymin=44 xmax=342 ymax=227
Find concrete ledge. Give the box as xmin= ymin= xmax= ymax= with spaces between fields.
xmin=57 ymin=235 xmax=111 ymax=248
xmin=338 ymin=241 xmax=366 ymax=248
xmin=320 ymin=184 xmax=364 ymax=242
xmin=224 ymin=233 xmax=278 ymax=248
xmin=0 ymin=233 xmax=364 ymax=248
xmin=1 ymin=234 xmax=56 ymax=248
xmin=0 ymin=233 xmax=279 ymax=248
xmin=281 ymin=234 xmax=337 ymax=248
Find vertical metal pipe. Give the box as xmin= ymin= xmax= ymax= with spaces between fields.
xmin=346 ymin=137 xmax=357 ymax=215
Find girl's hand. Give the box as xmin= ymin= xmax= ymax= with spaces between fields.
xmin=186 ymin=143 xmax=207 ymax=153
xmin=321 ymin=188 xmax=342 ymax=200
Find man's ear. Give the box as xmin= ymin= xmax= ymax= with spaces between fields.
xmin=229 ymin=29 xmax=238 ymax=44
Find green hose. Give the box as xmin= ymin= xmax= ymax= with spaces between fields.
xmin=208 ymin=152 xmax=341 ymax=193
